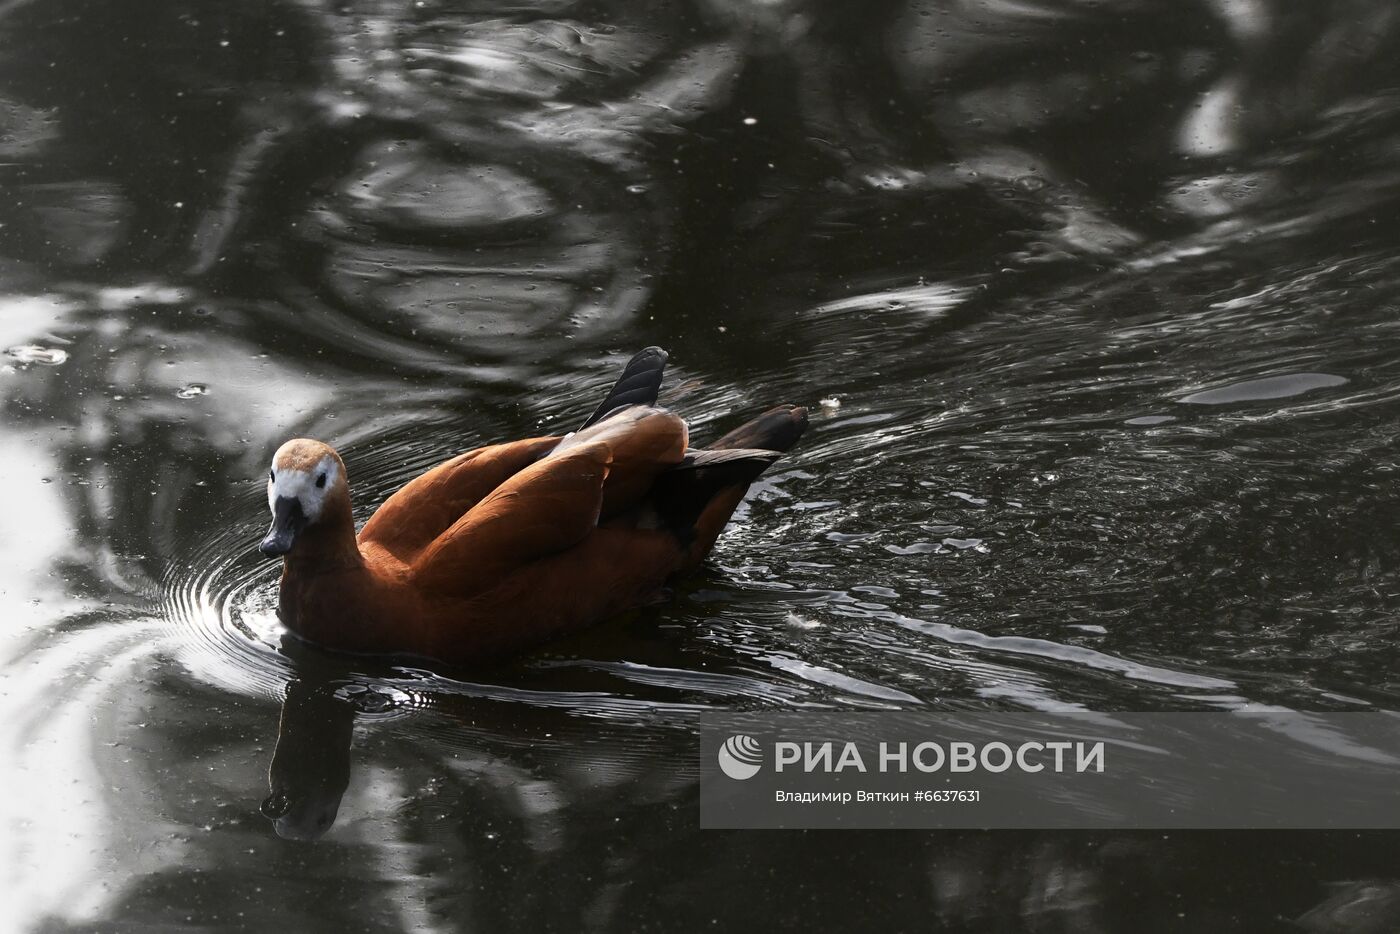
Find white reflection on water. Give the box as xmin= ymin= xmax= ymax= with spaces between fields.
xmin=0 ymin=436 xmax=71 ymax=633
xmin=0 ymin=284 xmax=371 ymax=928
xmin=0 ymin=434 xmax=182 ymax=927
xmin=1 ymin=620 xmax=181 ymax=927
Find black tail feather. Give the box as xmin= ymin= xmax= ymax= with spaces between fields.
xmin=580 ymin=346 xmax=669 ymax=430
xmin=709 ymin=405 xmax=808 ymax=453
xmin=651 ymin=448 xmax=779 ymax=541
xmin=651 ymin=406 xmax=808 ymax=542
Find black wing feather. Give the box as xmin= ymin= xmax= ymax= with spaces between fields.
xmin=580 ymin=346 xmax=669 ymax=430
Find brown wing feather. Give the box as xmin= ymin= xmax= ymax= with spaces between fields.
xmin=411 ymin=407 xmax=687 ymax=596
xmin=551 ymin=406 xmax=688 ymax=518
xmin=411 ymin=441 xmax=613 ymax=593
xmin=359 ymin=437 xmax=559 ymax=560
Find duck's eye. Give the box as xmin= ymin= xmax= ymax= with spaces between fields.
xmin=316 ymin=472 xmax=327 ymax=489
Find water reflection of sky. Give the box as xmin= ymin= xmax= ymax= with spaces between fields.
xmin=6 ymin=0 xmax=1400 ymax=930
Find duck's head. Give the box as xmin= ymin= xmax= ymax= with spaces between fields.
xmin=260 ymin=439 xmax=349 ymax=558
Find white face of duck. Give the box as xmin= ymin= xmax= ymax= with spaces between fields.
xmin=260 ymin=442 xmax=343 ymax=557
xmin=266 ymin=457 xmax=340 ymax=523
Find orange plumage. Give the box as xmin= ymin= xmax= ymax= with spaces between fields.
xmin=259 ymin=348 xmax=806 ymax=665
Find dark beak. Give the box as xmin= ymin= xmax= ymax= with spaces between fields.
xmin=260 ymin=496 xmax=307 ymax=558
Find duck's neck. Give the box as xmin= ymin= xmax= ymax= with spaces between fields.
xmin=282 ymin=494 xmax=363 ymax=578
xmin=274 ymin=487 xmax=403 ymax=653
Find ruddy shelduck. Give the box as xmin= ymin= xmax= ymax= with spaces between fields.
xmin=259 ymin=348 xmax=807 ymax=665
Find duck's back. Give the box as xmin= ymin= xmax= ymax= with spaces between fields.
xmin=407 ymin=407 xmax=687 ymax=593
xmin=358 ymin=436 xmax=560 ymax=562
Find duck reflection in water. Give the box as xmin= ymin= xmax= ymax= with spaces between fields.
xmin=260 ymin=643 xmax=365 ymax=842
xmin=257 ymin=629 xmax=709 ymax=843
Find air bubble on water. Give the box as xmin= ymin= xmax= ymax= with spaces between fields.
xmin=819 ymin=396 xmax=841 ymax=413
xmin=626 ymin=184 xmax=648 ymax=194
xmin=7 ymin=344 xmax=68 ymax=366
xmin=176 ymin=383 xmax=209 ymax=399
xmin=359 ymin=692 xmax=392 ymax=712
xmin=742 ymin=117 xmax=757 ymax=126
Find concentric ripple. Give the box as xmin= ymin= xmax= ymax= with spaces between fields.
xmin=160 ymin=503 xmax=296 ymax=701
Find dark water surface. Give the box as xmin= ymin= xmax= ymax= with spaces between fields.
xmin=7 ymin=0 xmax=1400 ymax=930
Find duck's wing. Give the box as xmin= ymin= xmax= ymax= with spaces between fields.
xmin=552 ymin=405 xmax=688 ymax=518
xmin=359 ymin=436 xmax=560 ymax=560
xmin=412 ymin=407 xmax=687 ymax=594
